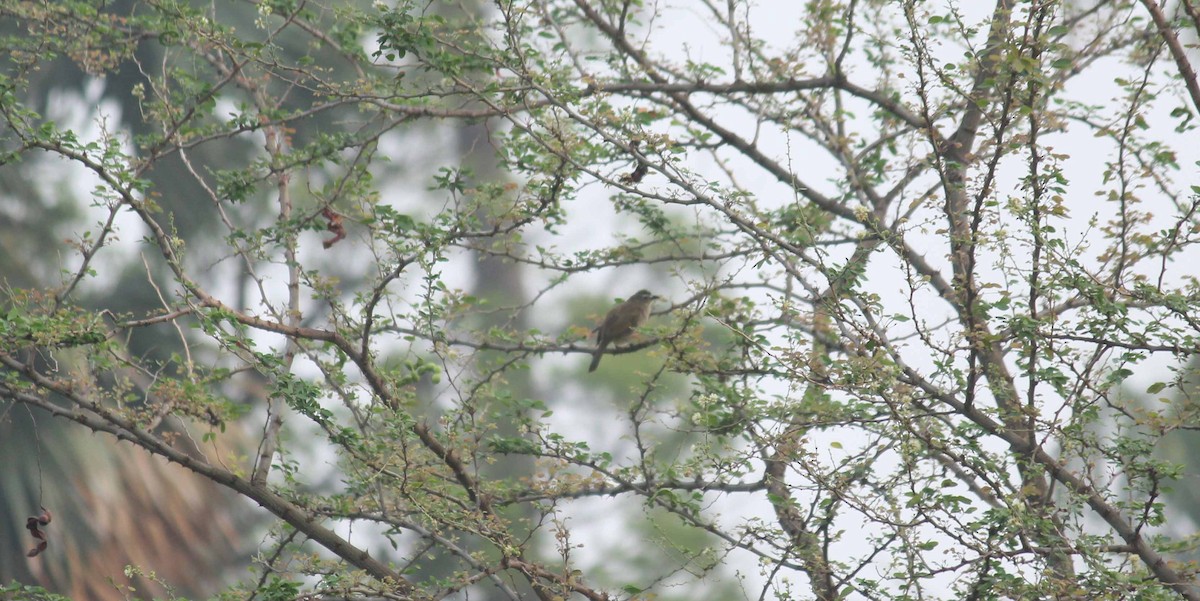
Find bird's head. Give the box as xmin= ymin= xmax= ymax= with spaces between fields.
xmin=631 ymin=289 xmax=660 ymax=302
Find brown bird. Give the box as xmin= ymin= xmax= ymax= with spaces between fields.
xmin=589 ymin=289 xmax=660 ymax=372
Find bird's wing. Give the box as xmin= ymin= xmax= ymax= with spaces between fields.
xmin=602 ymin=310 xmax=640 ymax=340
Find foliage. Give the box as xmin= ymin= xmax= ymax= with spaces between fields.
xmin=0 ymin=582 xmax=73 ymax=601
xmin=3 ymin=0 xmax=1200 ymax=599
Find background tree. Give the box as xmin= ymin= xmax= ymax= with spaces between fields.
xmin=3 ymin=0 xmax=1200 ymax=600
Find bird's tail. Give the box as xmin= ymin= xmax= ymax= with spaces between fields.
xmin=588 ymin=345 xmax=604 ymax=372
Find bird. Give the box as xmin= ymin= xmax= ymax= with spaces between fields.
xmin=589 ymin=289 xmax=660 ymax=372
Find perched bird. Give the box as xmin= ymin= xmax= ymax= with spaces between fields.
xmin=589 ymin=289 xmax=660 ymax=372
